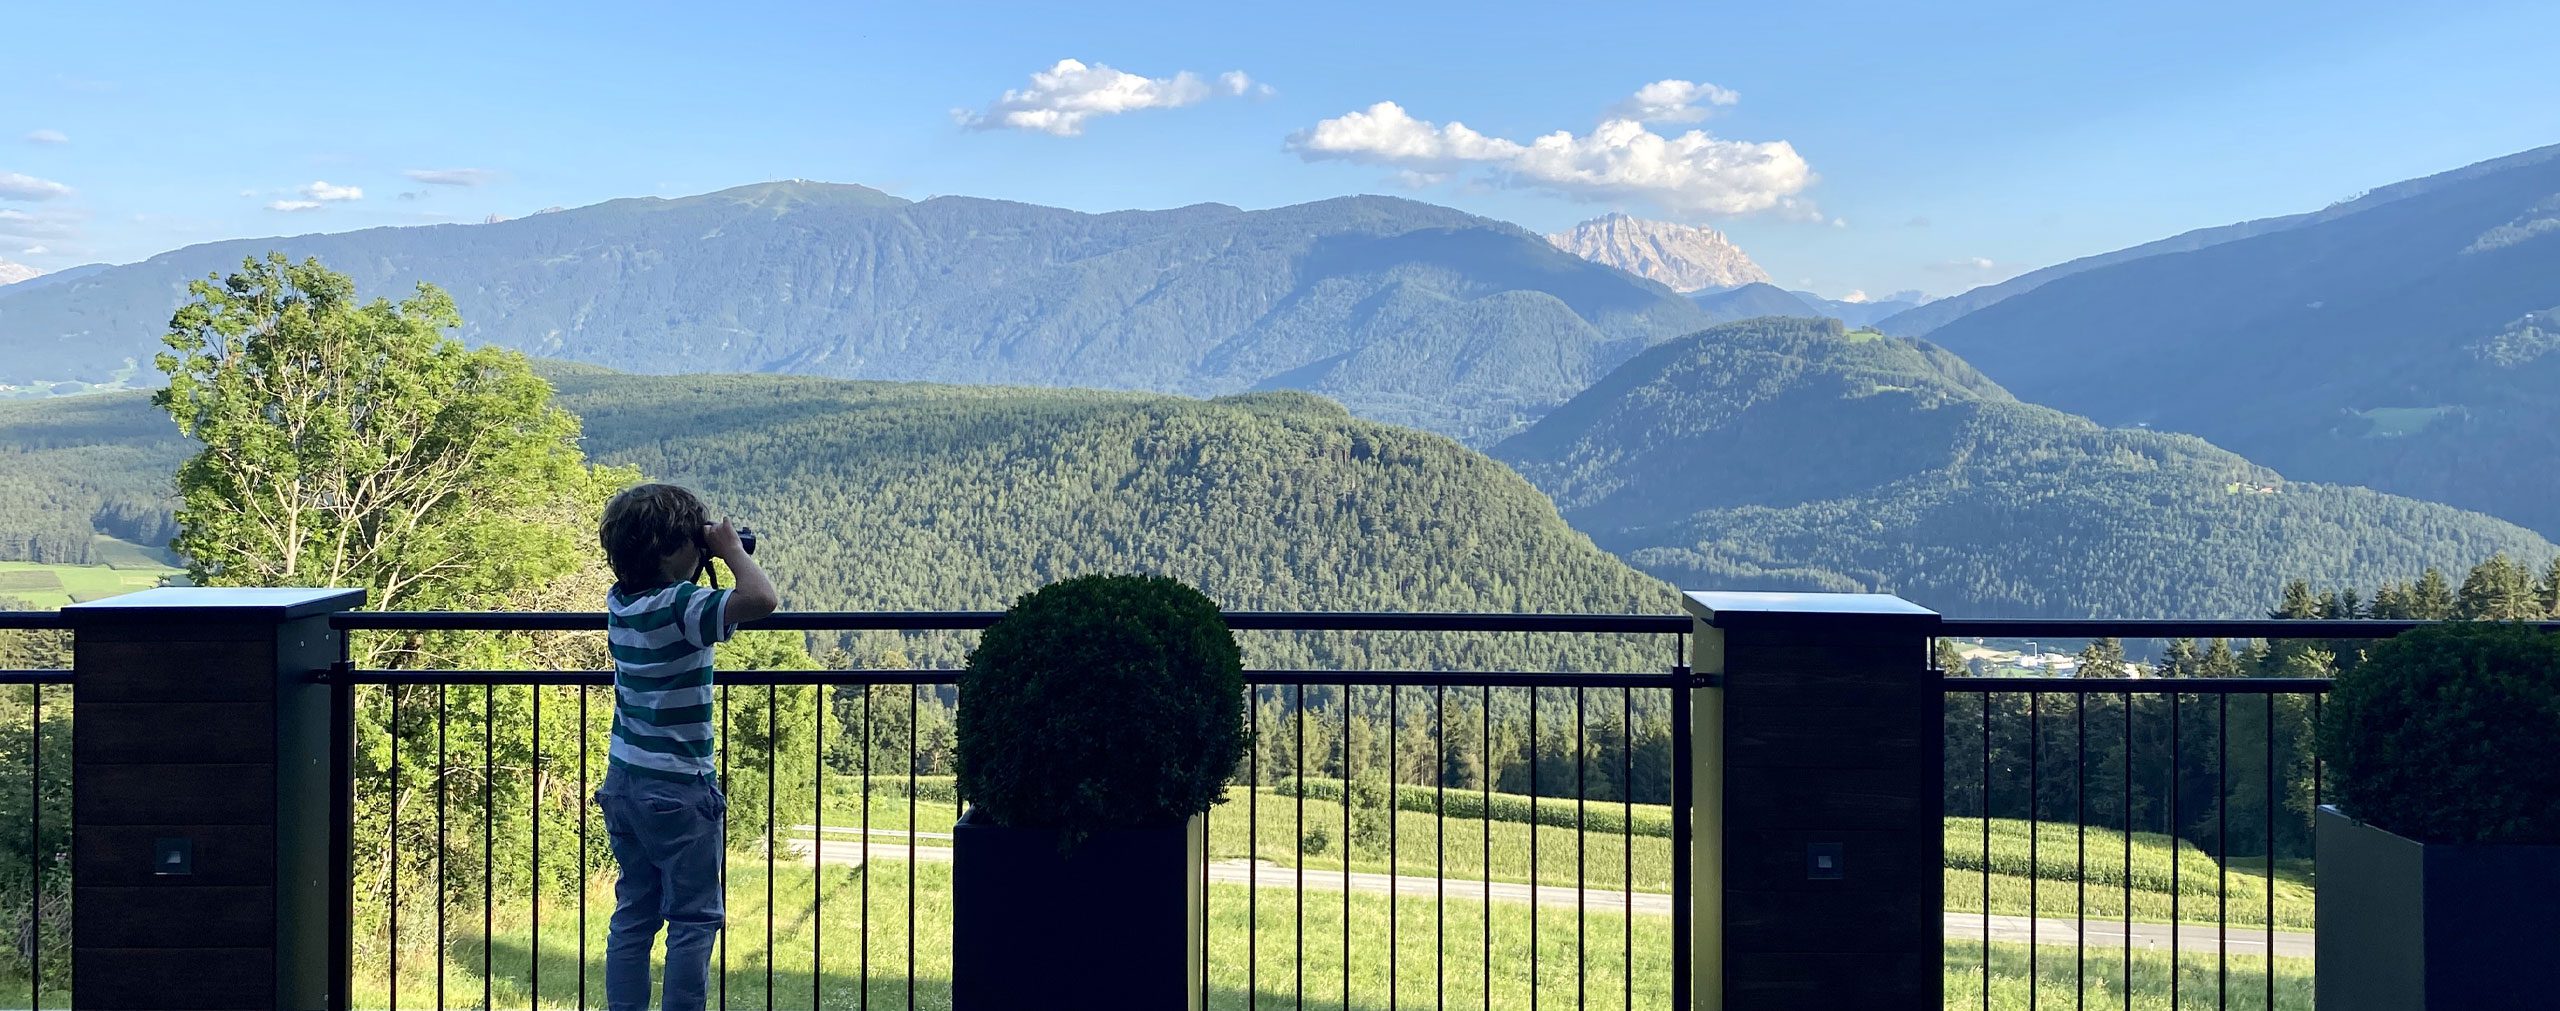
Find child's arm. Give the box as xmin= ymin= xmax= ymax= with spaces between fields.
xmin=704 ymin=520 xmax=780 ymax=625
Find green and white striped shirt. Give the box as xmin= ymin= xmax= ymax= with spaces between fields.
xmin=607 ymin=581 xmax=735 ymax=780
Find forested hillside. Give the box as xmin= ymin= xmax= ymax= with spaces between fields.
xmin=0 ymin=394 xmax=183 ymax=563
xmin=1496 ymin=317 xmax=2557 ymax=618
xmin=0 ymin=372 xmax=1676 ymax=668
xmin=1914 ymin=144 xmax=2560 ymax=537
xmin=0 ymin=182 xmax=1712 ymax=441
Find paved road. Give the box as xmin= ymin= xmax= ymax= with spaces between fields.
xmin=788 ymin=830 xmax=2315 ymax=959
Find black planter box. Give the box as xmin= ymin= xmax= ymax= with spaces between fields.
xmin=951 ymin=807 xmax=1204 ymax=1009
xmin=2316 ymin=805 xmax=2560 ymax=1009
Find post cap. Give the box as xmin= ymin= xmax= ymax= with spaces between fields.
xmin=1682 ymin=590 xmax=1939 ymax=630
xmin=63 ymin=587 xmax=368 ymax=626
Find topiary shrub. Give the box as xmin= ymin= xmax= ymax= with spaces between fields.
xmin=2319 ymin=622 xmax=2560 ymax=845
xmin=957 ymin=573 xmax=1246 ymax=842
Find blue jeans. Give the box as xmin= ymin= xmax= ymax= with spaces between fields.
xmin=596 ymin=768 xmax=726 ymax=1011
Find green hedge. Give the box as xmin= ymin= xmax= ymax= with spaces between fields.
xmin=1272 ymin=776 xmax=1674 ymax=838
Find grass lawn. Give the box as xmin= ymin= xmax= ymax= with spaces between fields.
xmin=341 ymin=853 xmax=2308 ymax=1010
xmin=819 ymin=783 xmax=2311 ymax=930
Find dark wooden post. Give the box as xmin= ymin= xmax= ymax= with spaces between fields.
xmin=1685 ymin=591 xmax=1942 ymax=1011
xmin=66 ymin=587 xmax=364 ymax=1011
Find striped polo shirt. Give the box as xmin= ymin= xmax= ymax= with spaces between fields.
xmin=607 ymin=580 xmax=735 ymax=780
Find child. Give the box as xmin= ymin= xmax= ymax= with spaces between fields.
xmin=593 ymin=483 xmax=779 ymax=1011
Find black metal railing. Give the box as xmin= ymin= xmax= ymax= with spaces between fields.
xmin=0 ymin=610 xmax=72 ymax=1010
xmin=1931 ymin=618 xmax=2560 ymax=1011
xmin=325 ymin=610 xmax=1695 ymax=1009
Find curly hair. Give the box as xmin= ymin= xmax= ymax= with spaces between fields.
xmin=599 ymin=483 xmax=709 ymax=589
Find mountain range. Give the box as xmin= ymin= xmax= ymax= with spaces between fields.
xmin=0 ymin=182 xmax=1720 ymax=442
xmin=0 ymin=260 xmax=40 ymax=287
xmin=1878 ymin=142 xmax=2560 ymax=337
xmin=1914 ymin=143 xmax=2560 ymax=538
xmin=1544 ymin=213 xmax=1769 ymax=292
xmin=1495 ymin=316 xmax=2556 ymax=618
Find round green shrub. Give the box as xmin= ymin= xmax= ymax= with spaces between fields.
xmin=2319 ymin=622 xmax=2560 ymax=845
xmin=957 ymin=574 xmax=1246 ymax=840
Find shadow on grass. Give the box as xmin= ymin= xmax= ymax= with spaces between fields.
xmin=481 ymin=936 xmax=1400 ymax=1011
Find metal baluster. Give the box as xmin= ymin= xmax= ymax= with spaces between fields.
xmin=533 ymin=684 xmax=543 ymax=1006
xmin=2029 ymin=691 xmax=2039 ymax=1009
xmin=391 ymin=684 xmax=402 ymax=1011
xmin=1341 ymin=686 xmax=1350 ymax=1011
xmin=1250 ymin=684 xmax=1260 ymax=1010
xmin=861 ymin=685 xmax=870 ymax=1010
xmin=1981 ymin=692 xmax=1990 ymax=1011
xmin=2171 ymin=690 xmax=2182 ymax=1011
xmin=1390 ymin=684 xmax=1399 ymax=1011
xmin=580 ymin=684 xmax=590 ymax=1011
xmin=1435 ymin=683 xmax=1445 ymax=1011
xmin=2077 ymin=691 xmax=2086 ymax=1008
xmin=29 ymin=681 xmax=40 ymax=1011
xmin=1668 ymin=640 xmax=1692 ymax=1011
xmin=2266 ymin=692 xmax=2276 ymax=1011
xmin=815 ymin=686 xmax=825 ymax=1009
xmin=483 ymin=684 xmax=494 ymax=1011
xmin=768 ymin=688 xmax=778 ymax=1011
xmin=721 ymin=685 xmax=731 ymax=1008
xmin=1622 ymin=682 xmax=1633 ymax=1011
xmin=1529 ymin=683 xmax=1539 ymax=1010
xmin=2218 ymin=693 xmax=2228 ymax=1009
xmin=1296 ymin=681 xmax=1306 ymax=1011
xmin=1483 ymin=685 xmax=1492 ymax=1011
xmin=2123 ymin=690 xmax=2131 ymax=1011
xmin=908 ymin=682 xmax=917 ymax=1010
xmin=1575 ymin=684 xmax=1585 ymax=1011
xmin=439 ymin=685 xmax=449 ymax=1011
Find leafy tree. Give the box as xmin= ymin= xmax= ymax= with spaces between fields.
xmin=153 ymin=254 xmax=627 ymax=663
xmin=2409 ymin=568 xmax=2459 ymax=620
xmin=1933 ymin=638 xmax=1969 ymax=675
xmin=2457 ymin=553 xmax=2542 ymax=621
xmin=2075 ymin=637 xmax=2130 ymax=679
xmin=2156 ymin=638 xmax=2201 ymax=679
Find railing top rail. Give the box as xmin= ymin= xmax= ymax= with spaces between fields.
xmin=0 ymin=610 xmax=68 ymax=631
xmin=1940 ymin=617 xmax=2560 ymax=639
xmin=1943 ymin=675 xmax=2332 ymax=694
xmin=330 ymin=666 xmax=1693 ymax=688
xmin=328 ymin=609 xmax=1692 ymax=634
xmin=0 ymin=669 xmax=72 ymax=684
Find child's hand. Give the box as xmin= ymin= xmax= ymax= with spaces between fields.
xmin=702 ymin=520 xmax=749 ymax=561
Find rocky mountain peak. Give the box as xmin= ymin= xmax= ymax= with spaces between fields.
xmin=1545 ymin=213 xmax=1770 ymax=292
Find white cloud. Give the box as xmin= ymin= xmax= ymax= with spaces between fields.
xmin=1930 ymin=256 xmax=1997 ymax=271
xmin=299 ymin=180 xmax=363 ymax=202
xmin=267 ymin=200 xmax=323 ymax=212
xmin=958 ymin=59 xmax=1257 ymax=136
xmin=23 ymin=129 xmax=68 ymax=145
xmin=1218 ymin=71 xmax=1274 ymax=98
xmin=1608 ymin=79 xmax=1739 ymax=124
xmin=0 ymin=172 xmax=74 ymax=201
xmin=404 ymin=168 xmax=497 ymax=187
xmin=19 ymin=245 xmax=47 ymax=255
xmin=1838 ymin=290 xmax=1873 ymax=303
xmin=0 ymin=208 xmax=79 ymax=239
xmin=1395 ymin=169 xmax=1450 ymax=189
xmin=1288 ymin=97 xmax=1814 ymax=216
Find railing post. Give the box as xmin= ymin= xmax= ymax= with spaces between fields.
xmin=1684 ymin=591 xmax=1942 ymax=1011
xmin=65 ymin=587 xmax=366 ymax=1011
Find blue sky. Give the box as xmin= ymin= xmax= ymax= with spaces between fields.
xmin=5 ymin=0 xmax=2555 ymax=299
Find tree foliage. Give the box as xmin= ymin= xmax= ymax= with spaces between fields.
xmin=153 ymin=254 xmax=619 ymax=635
